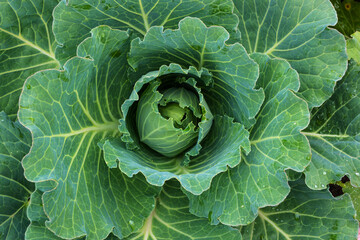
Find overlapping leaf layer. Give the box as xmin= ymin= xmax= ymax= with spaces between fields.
xmin=0 ymin=0 xmax=359 ymax=239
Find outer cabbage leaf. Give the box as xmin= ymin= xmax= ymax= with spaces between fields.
xmin=18 ymin=26 xmax=160 ymax=239
xmin=303 ymin=60 xmax=360 ymax=190
xmin=53 ymin=0 xmax=238 ymax=64
xmin=124 ymin=181 xmax=242 ymax=240
xmin=27 ymin=181 xmax=56 ymax=224
xmin=25 ymin=182 xmax=118 ymax=240
xmin=25 ymin=181 xmax=64 ymax=240
xmin=331 ymin=0 xmax=360 ymax=37
xmin=0 ymin=111 xmax=34 ymax=240
xmin=185 ymin=54 xmax=311 ymax=226
xmin=347 ymin=31 xmax=360 ymax=64
xmin=234 ymin=0 xmax=348 ymax=108
xmin=240 ymin=178 xmax=358 ymax=240
xmin=0 ymin=0 xmax=60 ymax=118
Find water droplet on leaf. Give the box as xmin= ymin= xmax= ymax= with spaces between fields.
xmin=128 ymin=220 xmax=135 ymax=230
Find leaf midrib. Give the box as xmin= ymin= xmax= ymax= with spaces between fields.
xmin=35 ymin=122 xmax=119 ymax=138
xmin=0 ymin=27 xmax=59 ymax=65
xmin=258 ymin=210 xmax=291 ymax=240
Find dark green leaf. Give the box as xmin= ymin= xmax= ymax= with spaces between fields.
xmin=53 ymin=0 xmax=238 ymax=64
xmin=234 ymin=0 xmax=348 ymax=108
xmin=18 ymin=26 xmax=160 ymax=239
xmin=185 ymin=54 xmax=311 ymax=226
xmin=0 ymin=111 xmax=34 ymax=239
xmin=303 ymin=60 xmax=360 ymax=190
xmin=0 ymin=0 xmax=60 ymax=118
xmin=125 ymin=181 xmax=242 ymax=240
xmin=240 ymin=178 xmax=358 ymax=240
xmin=331 ymin=0 xmax=360 ymax=37
xmin=129 ymin=17 xmax=264 ymax=128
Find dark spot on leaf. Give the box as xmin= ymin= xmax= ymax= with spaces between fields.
xmin=332 ymin=220 xmax=338 ymax=230
xmin=192 ymin=45 xmax=201 ymax=51
xmin=110 ymin=50 xmax=122 ymax=58
xmin=60 ymin=75 xmax=69 ymax=82
xmin=209 ymin=4 xmax=220 ymax=14
xmin=219 ymin=5 xmax=231 ymax=12
xmin=330 ymin=234 xmax=338 ymax=240
xmin=74 ymin=4 xmax=92 ymax=10
xmin=26 ymin=84 xmax=31 ymax=90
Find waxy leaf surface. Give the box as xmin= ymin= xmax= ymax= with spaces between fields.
xmin=125 ymin=181 xmax=242 ymax=240
xmin=240 ymin=179 xmax=358 ymax=240
xmin=0 ymin=112 xmax=34 ymax=240
xmin=234 ymin=0 xmax=348 ymax=108
xmin=53 ymin=0 xmax=238 ymax=64
xmin=129 ymin=17 xmax=264 ymax=128
xmin=0 ymin=0 xmax=60 ymax=118
xmin=303 ymin=60 xmax=360 ymax=189
xmin=103 ymin=17 xmax=264 ymax=195
xmin=185 ymin=54 xmax=311 ymax=226
xmin=18 ymin=26 xmax=160 ymax=239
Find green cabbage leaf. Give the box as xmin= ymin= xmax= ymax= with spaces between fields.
xmin=0 ymin=112 xmax=34 ymax=240
xmin=240 ymin=178 xmax=358 ymax=240
xmin=1 ymin=0 xmax=358 ymax=239
xmin=184 ymin=54 xmax=311 ymax=225
xmin=18 ymin=26 xmax=161 ymax=239
xmin=52 ymin=0 xmax=239 ymax=64
xmin=234 ymin=0 xmax=348 ymax=109
xmin=303 ymin=60 xmax=360 ymax=189
xmin=0 ymin=0 xmax=60 ymax=118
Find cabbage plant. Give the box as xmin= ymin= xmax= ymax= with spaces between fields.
xmin=0 ymin=0 xmax=359 ymax=239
